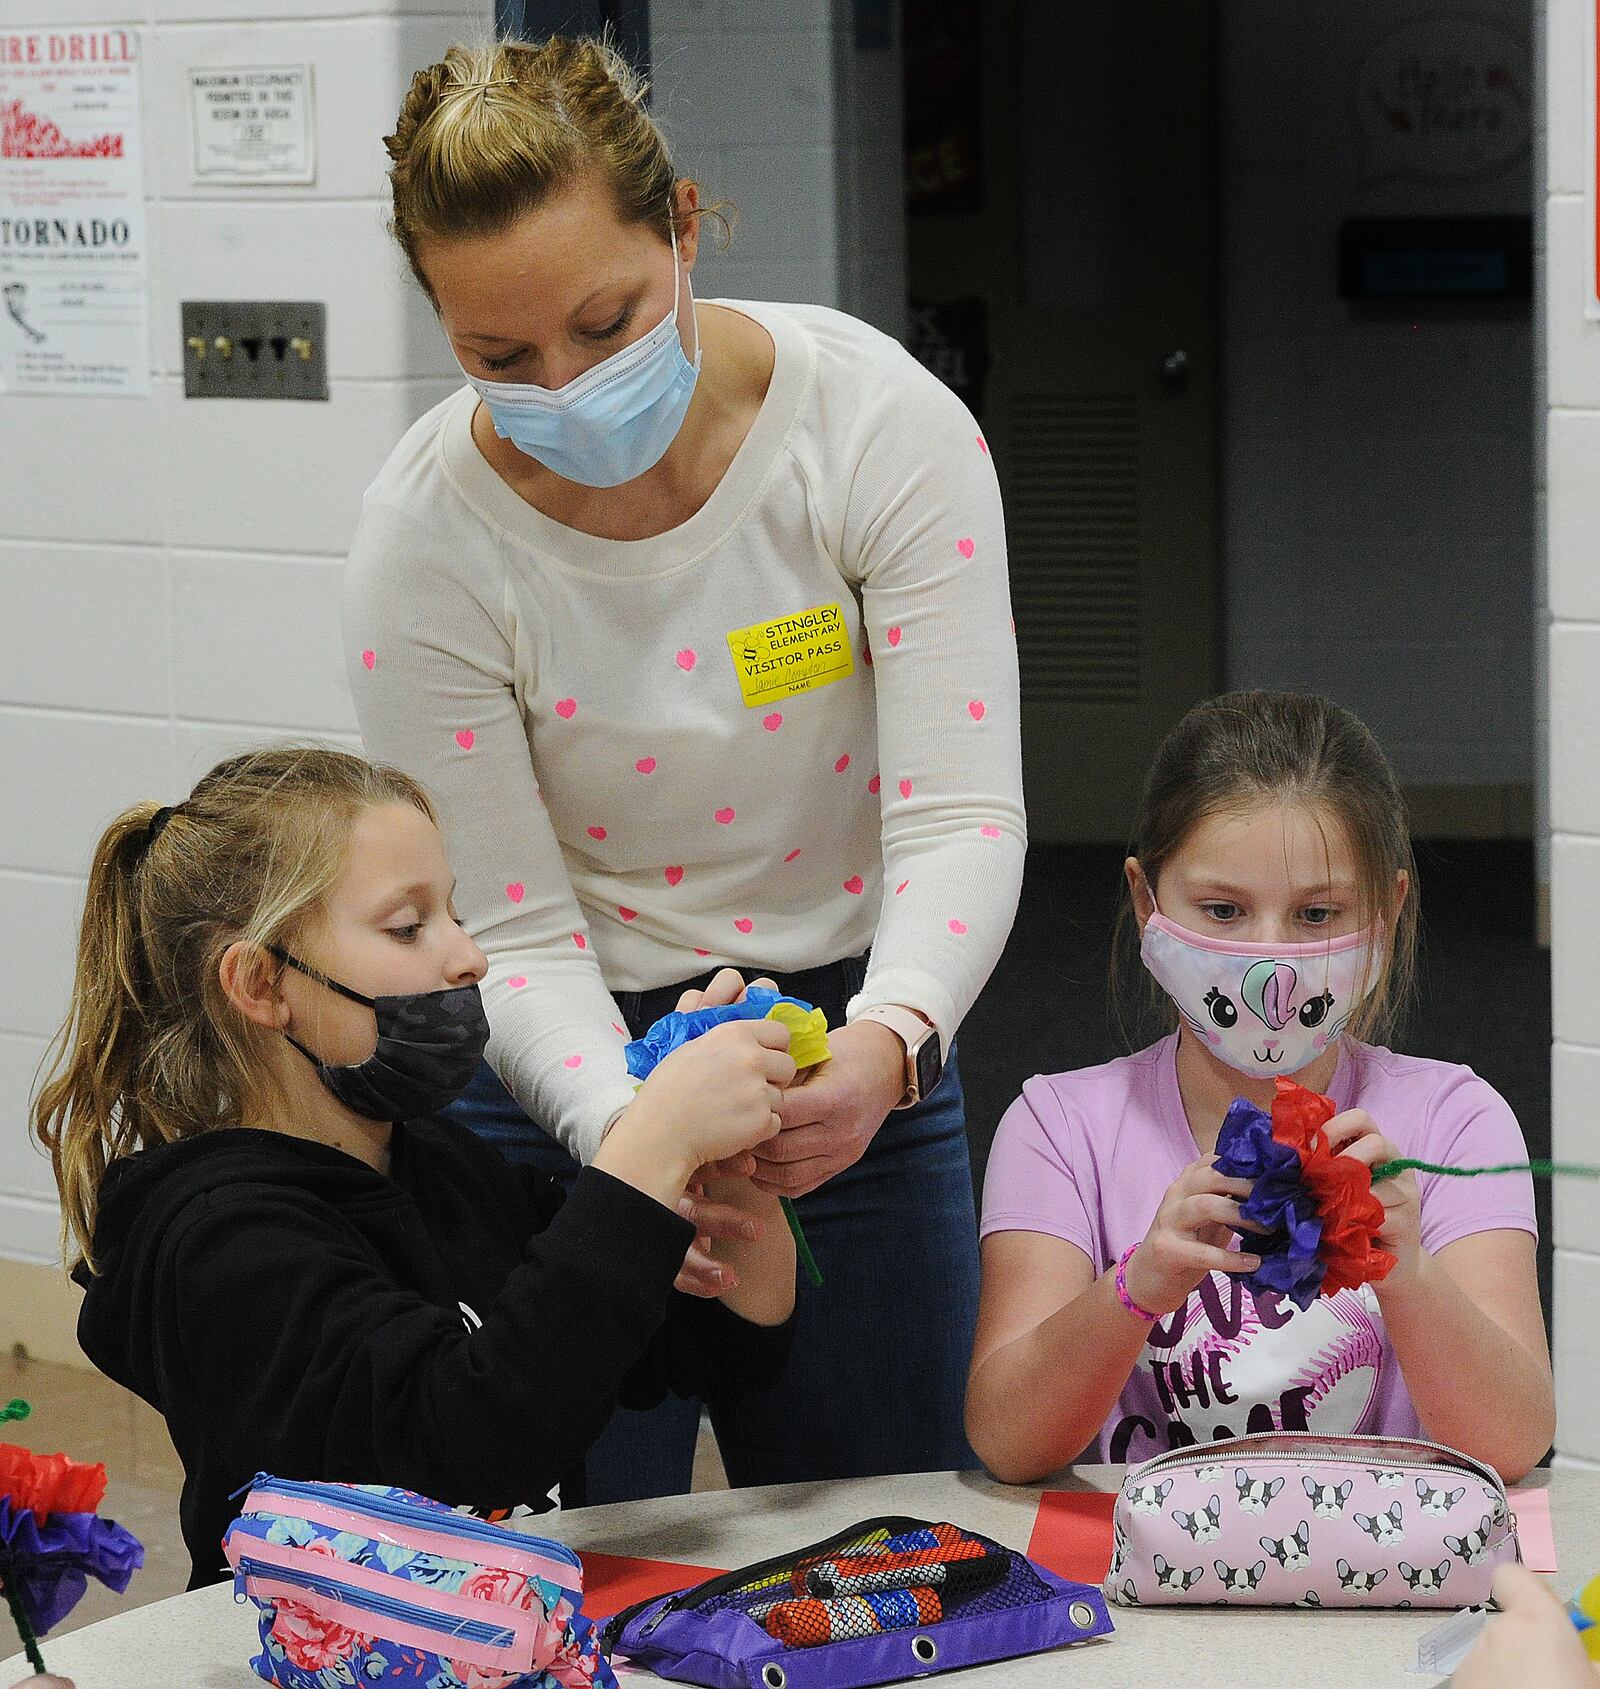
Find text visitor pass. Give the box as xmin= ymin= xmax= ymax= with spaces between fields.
xmin=726 ymin=602 xmax=855 ymax=707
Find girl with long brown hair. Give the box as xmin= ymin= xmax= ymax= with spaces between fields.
xmin=967 ymin=691 xmax=1552 ymax=1487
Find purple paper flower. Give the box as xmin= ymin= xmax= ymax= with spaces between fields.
xmin=1213 ymin=1098 xmax=1327 ymax=1312
xmin=0 ymin=1497 xmax=144 ymax=1635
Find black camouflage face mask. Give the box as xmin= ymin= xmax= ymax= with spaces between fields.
xmin=268 ymin=944 xmax=489 ymax=1122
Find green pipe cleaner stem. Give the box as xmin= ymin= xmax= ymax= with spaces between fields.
xmin=781 ymin=1197 xmax=824 ymax=1288
xmin=0 ymin=1400 xmax=30 ymax=1425
xmin=0 ymin=1570 xmax=47 ymax=1676
xmin=1372 ymin=1158 xmax=1600 ymax=1185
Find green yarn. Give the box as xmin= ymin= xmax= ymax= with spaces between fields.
xmin=781 ymin=1197 xmax=824 ymax=1289
xmin=1371 ymin=1158 xmax=1600 ymax=1185
xmin=0 ymin=1572 xmax=46 ymax=1675
xmin=0 ymin=1400 xmax=29 ymax=1425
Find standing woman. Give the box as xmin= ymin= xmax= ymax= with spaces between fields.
xmin=347 ymin=34 xmax=1025 ymax=1501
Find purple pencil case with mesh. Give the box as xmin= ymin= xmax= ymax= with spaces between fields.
xmin=602 ymin=1515 xmax=1112 ymax=1689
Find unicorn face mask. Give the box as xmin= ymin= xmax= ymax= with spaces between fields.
xmin=1140 ymin=909 xmax=1379 ymax=1075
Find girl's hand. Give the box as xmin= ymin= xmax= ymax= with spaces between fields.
xmin=1324 ymin=1108 xmax=1423 ymax=1284
xmin=1452 ymin=1563 xmax=1597 ymax=1689
xmin=660 ymin=969 xmax=782 ymax=1297
xmin=640 ymin=1018 xmax=794 ymax=1168
xmin=1122 ymin=1159 xmax=1262 ymax=1318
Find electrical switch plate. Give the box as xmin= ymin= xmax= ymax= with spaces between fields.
xmin=181 ymin=301 xmax=327 ymax=399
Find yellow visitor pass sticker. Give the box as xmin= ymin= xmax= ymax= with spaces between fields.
xmin=726 ymin=601 xmax=855 ymax=708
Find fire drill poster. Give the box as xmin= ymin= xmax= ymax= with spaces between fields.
xmin=0 ymin=27 xmax=148 ymax=396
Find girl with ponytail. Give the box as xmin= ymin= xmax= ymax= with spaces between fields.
xmin=33 ymin=744 xmax=797 ymax=1585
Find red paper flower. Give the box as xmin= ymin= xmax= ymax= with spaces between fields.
xmin=1272 ymin=1079 xmax=1397 ymax=1295
xmin=0 ymin=1444 xmax=107 ymax=1521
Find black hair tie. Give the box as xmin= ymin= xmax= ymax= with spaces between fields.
xmin=143 ymin=805 xmax=178 ymax=852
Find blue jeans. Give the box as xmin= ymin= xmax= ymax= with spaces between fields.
xmin=445 ymin=955 xmax=981 ymax=1503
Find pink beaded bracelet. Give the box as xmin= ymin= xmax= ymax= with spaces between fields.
xmin=1114 ymin=1243 xmax=1159 ymax=1323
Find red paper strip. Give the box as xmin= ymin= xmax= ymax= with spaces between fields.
xmin=579 ymin=1550 xmax=728 ymax=1620
xmin=1025 ymin=1490 xmax=1117 ymax=1584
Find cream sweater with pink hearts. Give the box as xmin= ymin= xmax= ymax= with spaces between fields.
xmin=343 ymin=299 xmax=1026 ymax=1161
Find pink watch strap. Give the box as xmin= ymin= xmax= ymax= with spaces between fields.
xmin=1115 ymin=1244 xmax=1159 ymax=1323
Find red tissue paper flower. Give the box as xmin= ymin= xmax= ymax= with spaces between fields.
xmin=0 ymin=1445 xmax=106 ymax=1521
xmin=1271 ymin=1078 xmax=1397 ymax=1296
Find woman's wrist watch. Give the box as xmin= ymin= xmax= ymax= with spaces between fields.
xmin=853 ymin=1004 xmax=943 ymax=1110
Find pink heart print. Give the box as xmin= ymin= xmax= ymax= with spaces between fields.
xmin=675 ymin=649 xmax=697 ymax=672
xmin=618 ymin=906 xmax=638 ymax=922
xmin=664 ymin=865 xmax=684 ymax=886
xmin=895 ymin=880 xmax=910 ymax=896
xmin=361 ymin=649 xmax=377 ymax=671
xmin=899 ymin=778 xmax=913 ymax=799
xmin=572 ymin=933 xmax=587 ymax=949
xmin=715 ymin=807 xmax=736 ymax=825
xmin=843 ymin=875 xmax=864 ymax=896
xmin=587 ymin=825 xmax=607 ymax=841
xmin=968 ymin=700 xmax=986 ymax=722
xmin=455 ymin=729 xmax=475 ymax=750
xmin=694 ymin=947 xmax=711 ymax=957
xmin=784 ymin=848 xmax=802 ymax=863
xmin=957 ymin=537 xmax=975 ymax=560
xmin=508 ymin=976 xmax=527 ymax=989
xmin=976 ymin=435 xmax=987 ymax=454
xmin=506 ymin=883 xmax=525 ymax=903
xmin=734 ymin=917 xmax=754 ymax=934
xmin=564 ymin=1053 xmax=583 ymax=1069
xmin=635 ymin=756 xmax=657 ymax=774
xmin=886 ymin=626 xmax=903 ymax=648
xmin=555 ymin=698 xmax=577 ymax=719
xmin=868 ymin=775 xmax=881 ymax=795
xmin=948 ymin=918 xmax=968 ymax=935
xmin=834 ymin=754 xmax=851 ymax=773
xmin=980 ymin=825 xmax=1001 ymax=839
xmin=763 ymin=713 xmax=783 ymax=732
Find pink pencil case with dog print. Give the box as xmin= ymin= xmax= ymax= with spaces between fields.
xmin=1106 ymin=1432 xmax=1519 ymax=1609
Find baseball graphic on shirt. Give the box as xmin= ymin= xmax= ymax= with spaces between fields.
xmin=1147 ymin=1276 xmax=1383 ymax=1441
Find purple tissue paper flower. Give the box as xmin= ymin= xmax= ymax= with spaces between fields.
xmin=0 ymin=1497 xmax=144 ymax=1635
xmin=1212 ymin=1097 xmax=1327 ymax=1312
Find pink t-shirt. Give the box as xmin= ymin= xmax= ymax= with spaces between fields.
xmin=979 ymin=1035 xmax=1536 ymax=1464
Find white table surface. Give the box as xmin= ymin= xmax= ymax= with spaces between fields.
xmin=4 ymin=1466 xmax=1588 ymax=1688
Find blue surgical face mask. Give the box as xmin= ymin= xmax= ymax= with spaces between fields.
xmin=459 ymin=232 xmax=701 ymax=488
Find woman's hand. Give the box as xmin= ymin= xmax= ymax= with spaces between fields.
xmin=1121 ymin=1159 xmax=1262 ymax=1318
xmin=1453 ymin=1563 xmax=1596 ymax=1689
xmin=751 ymin=1019 xmax=905 ymax=1199
xmin=1324 ymin=1107 xmax=1423 ymax=1285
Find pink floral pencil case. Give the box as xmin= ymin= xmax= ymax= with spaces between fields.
xmin=1105 ymin=1432 xmax=1519 ymax=1609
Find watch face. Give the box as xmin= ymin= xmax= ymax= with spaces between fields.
xmin=914 ymin=1033 xmax=943 ymax=1102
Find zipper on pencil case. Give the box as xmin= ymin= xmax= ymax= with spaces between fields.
xmin=240 ymin=1474 xmax=581 ymax=1570
xmin=234 ymin=1555 xmax=520 ymax=1648
xmin=1123 ymin=1431 xmax=1513 ymax=1545
xmin=600 ymin=1515 xmax=935 ymax=1653
xmin=1126 ymin=1432 xmax=1507 ymax=1496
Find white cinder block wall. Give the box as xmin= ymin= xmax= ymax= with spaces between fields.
xmin=2 ymin=0 xmax=903 ymax=1353
xmin=0 ymin=0 xmax=487 ymax=1330
xmin=650 ymin=0 xmax=906 ymax=336
xmin=1220 ymin=0 xmax=1535 ymax=800
xmin=1546 ymin=0 xmax=1600 ymax=1462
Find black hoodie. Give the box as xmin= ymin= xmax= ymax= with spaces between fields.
xmin=74 ymin=1118 xmax=792 ymax=1587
